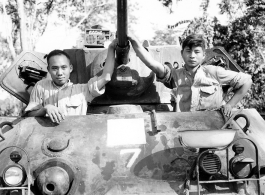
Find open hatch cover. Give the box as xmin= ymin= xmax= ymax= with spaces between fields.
xmin=0 ymin=51 xmax=48 ymax=104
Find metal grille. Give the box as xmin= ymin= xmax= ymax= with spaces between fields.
xmin=200 ymin=153 xmax=221 ymax=175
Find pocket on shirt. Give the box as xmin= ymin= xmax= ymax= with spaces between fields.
xmin=200 ymin=86 xmax=217 ymax=94
xmin=199 ymin=85 xmax=223 ymax=110
xmin=66 ymin=97 xmax=82 ymax=108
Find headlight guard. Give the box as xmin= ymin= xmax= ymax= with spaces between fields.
xmin=2 ymin=164 xmax=26 ymax=187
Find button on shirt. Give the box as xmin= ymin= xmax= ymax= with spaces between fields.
xmin=25 ymin=76 xmax=104 ymax=115
xmin=158 ymin=65 xmax=251 ymax=112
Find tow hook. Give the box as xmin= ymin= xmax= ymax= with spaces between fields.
xmin=0 ymin=121 xmax=13 ymax=140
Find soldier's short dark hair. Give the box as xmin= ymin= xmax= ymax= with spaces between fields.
xmin=182 ymin=34 xmax=206 ymax=51
xmin=45 ymin=50 xmax=71 ymax=67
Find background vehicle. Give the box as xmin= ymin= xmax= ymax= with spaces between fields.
xmin=0 ymin=0 xmax=265 ymax=194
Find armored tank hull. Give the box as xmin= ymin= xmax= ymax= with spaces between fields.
xmin=0 ymin=109 xmax=265 ymax=195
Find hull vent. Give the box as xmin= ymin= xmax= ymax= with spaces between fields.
xmin=199 ymin=153 xmax=221 ymax=175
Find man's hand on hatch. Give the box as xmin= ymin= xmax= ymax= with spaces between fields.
xmin=44 ymin=105 xmax=65 ymax=123
xmin=221 ymin=104 xmax=233 ymax=118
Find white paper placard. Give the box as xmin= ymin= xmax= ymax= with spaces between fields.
xmin=107 ymin=118 xmax=146 ymax=147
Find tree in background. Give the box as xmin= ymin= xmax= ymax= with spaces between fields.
xmin=154 ymin=0 xmax=210 ymax=46
xmin=0 ymin=0 xmax=115 ymax=58
xmin=0 ymin=0 xmax=140 ymax=59
xmin=150 ymin=29 xmax=179 ymax=46
xmin=181 ymin=15 xmax=214 ymax=48
xmin=214 ymin=0 xmax=265 ymax=112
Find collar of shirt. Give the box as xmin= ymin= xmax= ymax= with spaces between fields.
xmin=52 ymin=79 xmax=73 ymax=90
xmin=183 ymin=64 xmax=201 ymax=76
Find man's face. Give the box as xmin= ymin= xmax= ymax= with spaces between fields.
xmin=48 ymin=55 xmax=73 ymax=86
xmin=181 ymin=46 xmax=205 ymax=69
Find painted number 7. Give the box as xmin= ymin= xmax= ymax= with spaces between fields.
xmin=120 ymin=148 xmax=141 ymax=168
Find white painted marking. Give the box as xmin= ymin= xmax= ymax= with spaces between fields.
xmin=120 ymin=148 xmax=141 ymax=168
xmin=107 ymin=118 xmax=146 ymax=147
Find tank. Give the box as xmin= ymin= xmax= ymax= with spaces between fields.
xmin=0 ymin=0 xmax=265 ymax=194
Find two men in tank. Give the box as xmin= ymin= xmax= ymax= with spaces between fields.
xmin=25 ymin=34 xmax=252 ymax=123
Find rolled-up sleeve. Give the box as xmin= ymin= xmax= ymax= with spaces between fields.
xmin=156 ymin=65 xmax=171 ymax=83
xmin=230 ymin=72 xmax=252 ymax=89
xmin=24 ymin=82 xmax=44 ymax=112
xmin=215 ymin=66 xmax=252 ymax=89
xmin=85 ymin=76 xmax=105 ymax=102
xmin=156 ymin=65 xmax=177 ymax=89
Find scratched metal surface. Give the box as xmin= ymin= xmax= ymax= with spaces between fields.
xmin=0 ymin=110 xmax=264 ymax=194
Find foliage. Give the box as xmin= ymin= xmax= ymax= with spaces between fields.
xmin=1 ymin=0 xmax=55 ymax=52
xmin=0 ymin=104 xmax=16 ymax=116
xmin=158 ymin=0 xmax=173 ymax=7
xmin=158 ymin=0 xmax=209 ymax=13
xmin=150 ymin=29 xmax=179 ymax=46
xmin=58 ymin=0 xmax=115 ymax=30
xmin=218 ymin=0 xmax=246 ymax=19
xmin=154 ymin=0 xmax=211 ymax=46
xmin=0 ymin=36 xmax=12 ymax=74
xmin=181 ymin=15 xmax=214 ymax=48
xmin=216 ymin=0 xmax=265 ymax=112
xmin=0 ymin=0 xmax=118 ymax=56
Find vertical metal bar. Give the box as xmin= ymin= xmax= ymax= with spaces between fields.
xmin=27 ymin=159 xmax=31 ymax=195
xmin=196 ymin=153 xmax=202 ymax=195
xmin=117 ymin=0 xmax=128 ymax=47
xmin=226 ymin=148 xmax=230 ymax=180
xmin=254 ymin=142 xmax=261 ymax=195
xmin=116 ymin=0 xmax=130 ymax=65
xmin=197 ymin=164 xmax=200 ymax=195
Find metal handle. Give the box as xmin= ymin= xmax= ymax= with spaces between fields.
xmin=221 ymin=108 xmax=243 ymax=129
xmin=233 ymin=113 xmax=250 ymax=133
xmin=0 ymin=121 xmax=13 ymax=140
